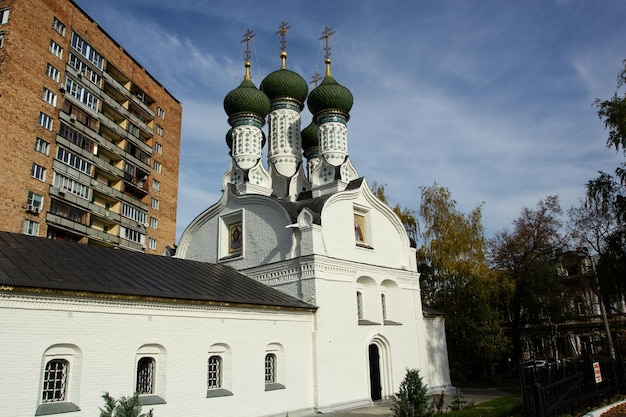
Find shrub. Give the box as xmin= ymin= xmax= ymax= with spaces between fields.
xmin=99 ymin=392 xmax=154 ymax=417
xmin=391 ymin=368 xmax=435 ymax=417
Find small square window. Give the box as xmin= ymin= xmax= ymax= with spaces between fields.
xmin=152 ymin=179 xmax=160 ymax=191
xmin=156 ymin=125 xmax=163 ymax=136
xmin=39 ymin=112 xmax=53 ymax=130
xmin=53 ymin=17 xmax=66 ymax=36
xmin=153 ymin=161 xmax=161 ymax=173
xmin=27 ymin=191 xmax=44 ymax=212
xmin=42 ymin=87 xmax=57 ymax=107
xmin=148 ymin=238 xmax=157 ymax=250
xmin=31 ymin=163 xmax=46 ymax=181
xmin=45 ymin=63 xmax=60 ymax=82
xmin=0 ymin=8 xmax=10 ymax=25
xmin=151 ymin=198 xmax=159 ymax=210
xmin=157 ymin=107 xmax=165 ymax=119
xmin=149 ymin=217 xmax=158 ymax=229
xmin=49 ymin=39 xmax=63 ymax=58
xmin=0 ymin=32 xmax=5 ymax=49
xmin=23 ymin=219 xmax=40 ymax=236
xmin=35 ymin=137 xmax=50 ymax=155
xmin=154 ymin=142 xmax=163 ymax=154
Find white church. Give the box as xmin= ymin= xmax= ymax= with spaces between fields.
xmin=0 ymin=28 xmax=452 ymax=417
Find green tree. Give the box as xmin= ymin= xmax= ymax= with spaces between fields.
xmin=100 ymin=392 xmax=154 ymax=417
xmin=585 ymin=59 xmax=626 ymax=312
xmin=490 ymin=196 xmax=571 ymax=362
xmin=417 ymin=183 xmax=507 ymax=380
xmin=391 ymin=369 xmax=434 ymax=417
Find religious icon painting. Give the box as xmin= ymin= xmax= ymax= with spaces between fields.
xmin=354 ymin=213 xmax=366 ymax=244
xmin=229 ymin=223 xmax=243 ymax=253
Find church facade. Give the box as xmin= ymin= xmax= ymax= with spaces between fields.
xmin=175 ymin=28 xmax=453 ymax=413
xmin=0 ymin=28 xmax=452 ymax=417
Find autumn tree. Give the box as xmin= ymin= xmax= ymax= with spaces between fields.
xmin=490 ymin=196 xmax=571 ymax=362
xmin=417 ymin=183 xmax=507 ymax=380
xmin=584 ymin=59 xmax=626 ymax=311
xmin=372 ymin=182 xmax=418 ymax=243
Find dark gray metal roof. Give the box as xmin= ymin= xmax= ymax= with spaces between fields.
xmin=0 ymin=232 xmax=315 ymax=310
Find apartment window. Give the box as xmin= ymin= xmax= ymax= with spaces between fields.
xmin=49 ymin=40 xmax=63 ymax=58
xmin=148 ymin=238 xmax=157 ymax=250
xmin=31 ymin=163 xmax=46 ymax=181
xmin=155 ymin=125 xmax=163 ymax=136
xmin=45 ymin=63 xmax=60 ymax=82
xmin=23 ymin=219 xmax=39 ymax=236
xmin=56 ymin=147 xmax=92 ymax=175
xmin=27 ymin=191 xmax=44 ymax=213
xmin=52 ymin=17 xmax=66 ymax=36
xmin=35 ymin=137 xmax=50 ymax=156
xmin=42 ymin=87 xmax=57 ymax=107
xmin=152 ymin=179 xmax=160 ymax=191
xmin=128 ymin=122 xmax=139 ymax=138
xmin=59 ymin=122 xmax=96 ymax=153
xmin=50 ymin=199 xmax=87 ymax=225
xmin=71 ymin=32 xmax=103 ymax=69
xmin=0 ymin=31 xmax=5 ymax=49
xmin=0 ymin=8 xmax=9 ymax=25
xmin=153 ymin=161 xmax=161 ymax=173
xmin=69 ymin=53 xmax=102 ymax=86
xmin=121 ymin=203 xmax=147 ymax=225
xmin=154 ymin=142 xmax=163 ymax=154
xmin=149 ymin=217 xmax=158 ymax=229
xmin=157 ymin=107 xmax=165 ymax=119
xmin=53 ymin=173 xmax=91 ymax=200
xmin=136 ymin=357 xmax=155 ymax=394
xmin=121 ymin=226 xmax=145 ymax=244
xmin=65 ymin=78 xmax=99 ymax=111
xmin=151 ymin=198 xmax=159 ymax=210
xmin=39 ymin=112 xmax=53 ymax=130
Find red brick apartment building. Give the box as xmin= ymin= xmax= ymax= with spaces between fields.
xmin=0 ymin=0 xmax=181 ymax=253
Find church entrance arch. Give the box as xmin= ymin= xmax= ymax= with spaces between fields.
xmin=368 ymin=336 xmax=391 ymax=401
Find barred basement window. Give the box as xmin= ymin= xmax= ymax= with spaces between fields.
xmin=42 ymin=359 xmax=68 ymax=402
xmin=207 ymin=356 xmax=222 ymax=389
xmin=136 ymin=357 xmax=155 ymax=394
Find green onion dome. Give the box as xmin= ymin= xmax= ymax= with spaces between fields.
xmin=260 ymin=52 xmax=308 ymax=109
xmin=307 ymin=59 xmax=353 ymax=120
xmin=224 ymin=62 xmax=270 ymax=122
xmin=301 ymin=120 xmax=319 ymax=153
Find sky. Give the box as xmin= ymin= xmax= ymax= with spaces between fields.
xmin=74 ymin=0 xmax=626 ymax=243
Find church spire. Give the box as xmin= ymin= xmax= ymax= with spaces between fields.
xmin=222 ymin=29 xmax=272 ymax=195
xmin=260 ymin=22 xmax=310 ymax=200
xmin=306 ymin=27 xmax=358 ymax=193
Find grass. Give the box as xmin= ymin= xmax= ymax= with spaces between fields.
xmin=446 ymin=396 xmax=524 ymax=417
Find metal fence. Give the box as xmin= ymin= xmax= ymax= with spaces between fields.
xmin=519 ymin=359 xmax=626 ymax=417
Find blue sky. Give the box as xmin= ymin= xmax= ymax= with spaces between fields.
xmin=74 ymin=0 xmax=626 ymax=243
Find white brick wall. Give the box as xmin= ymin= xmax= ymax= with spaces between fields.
xmin=0 ymin=295 xmax=315 ymax=417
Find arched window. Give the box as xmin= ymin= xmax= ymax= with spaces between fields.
xmin=42 ymin=359 xmax=69 ymax=402
xmin=207 ymin=356 xmax=222 ymax=389
xmin=357 ymin=291 xmax=363 ymax=320
xmin=36 ymin=344 xmax=81 ymax=416
xmin=264 ymin=353 xmax=276 ymax=384
xmin=381 ymin=293 xmax=387 ymax=320
xmin=264 ymin=343 xmax=285 ymax=391
xmin=135 ymin=344 xmax=166 ymax=405
xmin=136 ymin=357 xmax=155 ymax=394
xmin=207 ymin=343 xmax=232 ymax=397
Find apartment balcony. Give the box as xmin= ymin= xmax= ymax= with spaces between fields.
xmin=102 ymin=71 xmax=155 ymax=119
xmin=91 ymin=179 xmax=149 ymax=212
xmin=46 ymin=212 xmax=120 ymax=246
xmin=97 ymin=112 xmax=152 ymax=156
xmin=49 ymin=185 xmax=121 ymax=224
xmin=123 ymin=172 xmax=150 ymax=196
xmin=52 ymin=159 xmax=93 ymax=185
xmin=119 ymin=237 xmax=145 ymax=252
xmin=65 ymin=64 xmax=103 ymax=93
xmin=100 ymin=92 xmax=153 ymax=137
